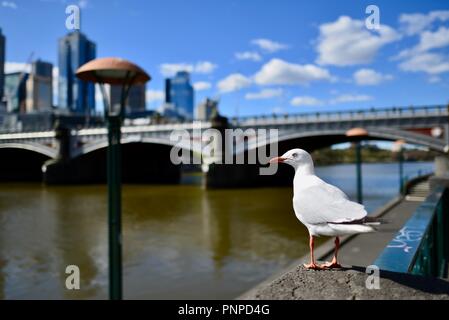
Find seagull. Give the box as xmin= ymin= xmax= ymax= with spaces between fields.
xmin=269 ymin=148 xmax=379 ymax=270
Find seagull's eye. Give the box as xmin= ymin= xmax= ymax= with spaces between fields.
xmin=292 ymin=153 xmax=298 ymax=158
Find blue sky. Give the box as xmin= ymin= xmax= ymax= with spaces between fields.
xmin=0 ymin=0 xmax=448 ymax=117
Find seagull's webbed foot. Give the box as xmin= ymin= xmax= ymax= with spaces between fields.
xmin=303 ymin=262 xmax=326 ymax=270
xmin=320 ymin=261 xmax=342 ymax=269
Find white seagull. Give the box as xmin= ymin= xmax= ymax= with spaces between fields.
xmin=270 ymin=148 xmax=378 ymax=270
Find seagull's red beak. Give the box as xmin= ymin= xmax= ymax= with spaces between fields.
xmin=269 ymin=157 xmax=286 ymax=164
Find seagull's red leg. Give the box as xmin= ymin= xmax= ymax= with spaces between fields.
xmin=303 ymin=236 xmax=324 ymax=270
xmin=321 ymin=237 xmax=342 ymax=269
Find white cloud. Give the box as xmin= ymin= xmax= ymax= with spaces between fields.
xmin=4 ymin=62 xmax=30 ymax=73
xmin=330 ymin=94 xmax=373 ymax=104
xmin=217 ymin=73 xmax=251 ymax=93
xmin=193 ymin=81 xmax=211 ymax=91
xmin=399 ymin=52 xmax=449 ymax=75
xmin=160 ymin=61 xmax=217 ymax=77
xmin=316 ymin=16 xmax=400 ymax=66
xmin=1 ymin=1 xmax=17 ymax=9
xmin=251 ymin=38 xmax=289 ymax=53
xmin=396 ymin=21 xmax=449 ymax=76
xmin=253 ymin=58 xmax=332 ymax=86
xmin=146 ymin=90 xmax=165 ymax=103
xmin=194 ymin=61 xmax=217 ymax=74
xmin=290 ymin=94 xmax=373 ymax=106
xmin=245 ymin=88 xmax=283 ymax=100
xmin=353 ymin=68 xmax=393 ymax=86
xmin=399 ymin=10 xmax=449 ymax=36
xmin=290 ymin=96 xmax=323 ymax=107
xmin=418 ymin=27 xmax=449 ymax=51
xmin=235 ymin=51 xmax=262 ymax=62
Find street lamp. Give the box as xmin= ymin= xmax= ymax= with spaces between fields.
xmin=346 ymin=128 xmax=368 ymax=204
xmin=392 ymin=139 xmax=406 ymax=194
xmin=76 ymin=57 xmax=150 ymax=300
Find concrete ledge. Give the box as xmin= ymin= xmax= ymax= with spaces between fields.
xmin=239 ymin=266 xmax=449 ymax=300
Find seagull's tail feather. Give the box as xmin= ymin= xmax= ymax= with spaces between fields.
xmin=328 ymin=223 xmax=376 ymax=235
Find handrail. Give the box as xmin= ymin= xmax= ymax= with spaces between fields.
xmin=373 ymin=186 xmax=449 ymax=277
xmin=233 ymin=104 xmax=447 ymax=125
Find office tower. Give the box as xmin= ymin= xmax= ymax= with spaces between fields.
xmin=25 ymin=60 xmax=53 ymax=112
xmin=4 ymin=72 xmax=28 ymax=113
xmin=196 ymin=98 xmax=218 ymax=121
xmin=167 ymin=71 xmax=194 ymax=119
xmin=58 ymin=31 xmax=96 ymax=114
xmin=110 ymin=83 xmax=146 ymax=114
xmin=0 ymin=28 xmax=5 ymax=103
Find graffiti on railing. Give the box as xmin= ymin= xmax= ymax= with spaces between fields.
xmin=387 ymin=227 xmax=423 ymax=253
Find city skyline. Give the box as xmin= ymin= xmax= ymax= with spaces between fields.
xmin=0 ymin=0 xmax=448 ymax=118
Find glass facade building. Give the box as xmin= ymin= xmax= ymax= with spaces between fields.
xmin=4 ymin=72 xmax=28 ymax=113
xmin=110 ymin=83 xmax=146 ymax=114
xmin=0 ymin=28 xmax=5 ymax=102
xmin=26 ymin=60 xmax=53 ymax=112
xmin=167 ymin=71 xmax=194 ymax=119
xmin=58 ymin=31 xmax=96 ymax=114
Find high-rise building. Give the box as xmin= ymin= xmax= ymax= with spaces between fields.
xmin=4 ymin=72 xmax=28 ymax=113
xmin=58 ymin=31 xmax=96 ymax=114
xmin=109 ymin=83 xmax=146 ymax=114
xmin=166 ymin=71 xmax=194 ymax=119
xmin=196 ymin=98 xmax=218 ymax=121
xmin=0 ymin=28 xmax=5 ymax=104
xmin=25 ymin=60 xmax=53 ymax=112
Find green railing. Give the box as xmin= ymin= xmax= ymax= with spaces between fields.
xmin=374 ymin=186 xmax=449 ymax=278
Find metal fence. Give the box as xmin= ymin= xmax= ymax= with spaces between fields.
xmin=374 ymin=186 xmax=449 ymax=278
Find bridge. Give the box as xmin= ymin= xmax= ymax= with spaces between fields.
xmin=0 ymin=104 xmax=448 ymax=187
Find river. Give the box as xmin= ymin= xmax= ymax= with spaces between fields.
xmin=0 ymin=161 xmax=433 ymax=299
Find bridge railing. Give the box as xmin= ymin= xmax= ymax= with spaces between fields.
xmin=232 ymin=104 xmax=448 ymax=126
xmin=373 ymin=186 xmax=449 ymax=278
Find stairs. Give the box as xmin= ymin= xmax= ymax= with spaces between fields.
xmin=405 ymin=180 xmax=430 ymax=202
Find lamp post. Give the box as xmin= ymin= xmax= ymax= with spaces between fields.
xmin=393 ymin=139 xmax=406 ymax=194
xmin=346 ymin=128 xmax=368 ymax=204
xmin=76 ymin=57 xmax=150 ymax=300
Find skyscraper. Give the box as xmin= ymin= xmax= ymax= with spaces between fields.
xmin=4 ymin=72 xmax=28 ymax=113
xmin=0 ymin=28 xmax=5 ymax=103
xmin=25 ymin=60 xmax=53 ymax=112
xmin=167 ymin=71 xmax=194 ymax=119
xmin=58 ymin=31 xmax=96 ymax=114
xmin=196 ymin=98 xmax=218 ymax=121
xmin=109 ymin=83 xmax=146 ymax=114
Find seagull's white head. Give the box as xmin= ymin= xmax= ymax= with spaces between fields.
xmin=269 ymin=148 xmax=314 ymax=174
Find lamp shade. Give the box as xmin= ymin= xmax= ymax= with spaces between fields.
xmin=76 ymin=57 xmax=150 ymax=85
xmin=346 ymin=128 xmax=368 ymax=137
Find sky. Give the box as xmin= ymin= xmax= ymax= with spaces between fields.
xmin=0 ymin=0 xmax=449 ymax=118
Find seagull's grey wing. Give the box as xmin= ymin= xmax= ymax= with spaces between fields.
xmin=293 ymin=180 xmax=367 ymax=225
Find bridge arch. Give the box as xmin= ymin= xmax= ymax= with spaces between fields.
xmin=241 ymin=127 xmax=446 ymax=155
xmin=0 ymin=144 xmax=53 ymax=181
xmin=69 ymin=139 xmax=200 ymax=184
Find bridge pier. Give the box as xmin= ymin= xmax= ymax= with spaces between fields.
xmin=42 ymin=123 xmax=76 ymax=184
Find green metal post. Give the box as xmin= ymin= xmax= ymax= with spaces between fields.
xmin=107 ymin=115 xmax=122 ymax=300
xmin=356 ymin=141 xmax=363 ymax=204
xmin=399 ymin=148 xmax=404 ymax=194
